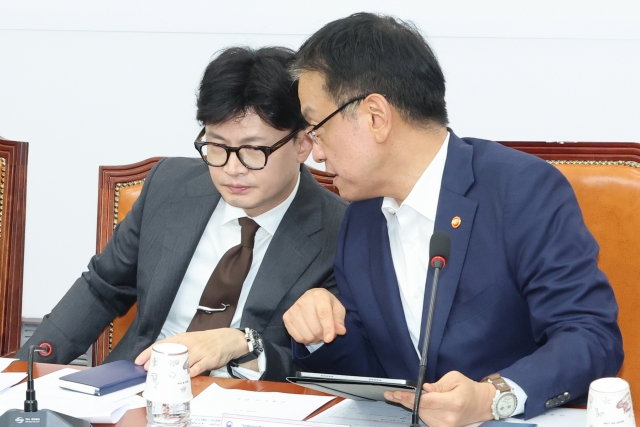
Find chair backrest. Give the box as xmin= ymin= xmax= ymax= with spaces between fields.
xmin=92 ymin=157 xmax=162 ymax=366
xmin=501 ymin=141 xmax=640 ymax=401
xmin=92 ymin=159 xmax=338 ymax=365
xmin=0 ymin=138 xmax=28 ymax=357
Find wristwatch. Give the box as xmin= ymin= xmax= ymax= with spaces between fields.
xmin=482 ymin=373 xmax=517 ymax=420
xmin=228 ymin=328 xmax=264 ymax=367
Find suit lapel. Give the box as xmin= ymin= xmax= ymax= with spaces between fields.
xmin=138 ymin=167 xmax=220 ymax=342
xmin=368 ymin=206 xmax=421 ymax=376
xmin=419 ymin=131 xmax=478 ymax=382
xmin=241 ymin=166 xmax=323 ymax=331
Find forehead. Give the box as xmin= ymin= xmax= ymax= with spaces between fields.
xmin=298 ymin=71 xmax=326 ymax=94
xmin=298 ymin=71 xmax=335 ymax=118
xmin=205 ymin=112 xmax=270 ymax=136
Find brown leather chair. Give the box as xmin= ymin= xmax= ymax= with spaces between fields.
xmin=501 ymin=141 xmax=640 ymax=402
xmin=92 ymin=159 xmax=337 ymax=366
xmin=0 ymin=137 xmax=28 ymax=357
xmin=92 ymin=157 xmax=161 ymax=366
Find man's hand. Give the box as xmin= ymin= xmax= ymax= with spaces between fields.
xmin=384 ymin=371 xmax=495 ymax=427
xmin=283 ymin=288 xmax=347 ymax=344
xmin=135 ymin=328 xmax=249 ymax=377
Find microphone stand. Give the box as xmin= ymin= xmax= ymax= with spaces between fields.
xmin=24 ymin=345 xmax=41 ymax=412
xmin=0 ymin=346 xmax=91 ymax=427
xmin=411 ymin=261 xmax=443 ymax=427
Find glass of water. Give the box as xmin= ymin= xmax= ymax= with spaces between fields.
xmin=142 ymin=343 xmax=193 ymax=427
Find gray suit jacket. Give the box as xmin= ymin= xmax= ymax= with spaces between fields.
xmin=18 ymin=158 xmax=347 ymax=380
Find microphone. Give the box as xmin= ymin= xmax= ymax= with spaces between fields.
xmin=0 ymin=345 xmax=91 ymax=427
xmin=411 ymin=231 xmax=451 ymax=427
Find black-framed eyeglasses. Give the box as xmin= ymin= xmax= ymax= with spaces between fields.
xmin=306 ymin=94 xmax=371 ymax=144
xmin=194 ymin=127 xmax=300 ymax=170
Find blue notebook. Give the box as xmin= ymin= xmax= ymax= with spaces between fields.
xmin=58 ymin=360 xmax=147 ymax=396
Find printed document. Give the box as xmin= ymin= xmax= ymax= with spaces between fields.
xmin=190 ymin=383 xmax=336 ymax=423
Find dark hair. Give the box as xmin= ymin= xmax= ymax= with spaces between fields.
xmin=197 ymin=47 xmax=306 ymax=132
xmin=290 ymin=13 xmax=448 ymax=127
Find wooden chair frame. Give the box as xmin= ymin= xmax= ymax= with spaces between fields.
xmin=92 ymin=157 xmax=161 ymax=366
xmin=0 ymin=138 xmax=28 ymax=357
xmin=500 ymin=141 xmax=640 ymax=163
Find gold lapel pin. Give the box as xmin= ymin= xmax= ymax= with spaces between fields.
xmin=451 ymin=216 xmax=462 ymax=228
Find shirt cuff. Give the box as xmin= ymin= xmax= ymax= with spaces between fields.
xmin=230 ymin=350 xmax=267 ymax=380
xmin=305 ymin=342 xmax=324 ymax=354
xmin=503 ymin=377 xmax=527 ymax=416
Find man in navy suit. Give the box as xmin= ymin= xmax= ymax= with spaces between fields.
xmin=283 ymin=13 xmax=623 ymax=426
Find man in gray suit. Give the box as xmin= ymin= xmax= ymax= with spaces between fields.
xmin=18 ymin=46 xmax=346 ymax=381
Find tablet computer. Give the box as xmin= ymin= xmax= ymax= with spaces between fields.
xmin=287 ymin=372 xmax=417 ymax=401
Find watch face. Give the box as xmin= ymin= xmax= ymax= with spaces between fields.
xmin=247 ymin=329 xmax=264 ymax=354
xmin=253 ymin=331 xmax=264 ymax=353
xmin=496 ymin=393 xmax=517 ymax=417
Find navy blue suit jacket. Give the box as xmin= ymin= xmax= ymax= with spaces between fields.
xmin=293 ymin=131 xmax=623 ymax=418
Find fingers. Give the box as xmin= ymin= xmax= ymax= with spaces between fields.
xmin=423 ymin=370 xmax=464 ymax=394
xmin=316 ymin=296 xmax=340 ymax=343
xmin=135 ymin=345 xmax=153 ymax=366
xmin=189 ymin=360 xmax=207 ymax=378
xmin=384 ymin=390 xmax=416 ymax=410
xmin=385 ymin=371 xmax=496 ymax=427
xmin=292 ymin=307 xmax=325 ymax=343
xmin=284 ymin=289 xmax=346 ymax=344
xmin=284 ymin=320 xmax=310 ymax=346
xmin=385 ymin=388 xmax=459 ymax=427
xmin=333 ymin=303 xmax=347 ymax=336
xmin=283 ymin=291 xmax=323 ymax=344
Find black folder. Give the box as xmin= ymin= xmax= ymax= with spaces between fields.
xmin=287 ymin=372 xmax=416 ymax=401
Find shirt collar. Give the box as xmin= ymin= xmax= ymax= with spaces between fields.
xmin=219 ymin=172 xmax=301 ymax=236
xmin=381 ymin=131 xmax=450 ymax=221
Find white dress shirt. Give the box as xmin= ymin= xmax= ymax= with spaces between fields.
xmin=158 ymin=173 xmax=301 ymax=379
xmin=381 ymin=133 xmax=449 ymax=353
xmin=380 ymin=132 xmax=526 ymax=416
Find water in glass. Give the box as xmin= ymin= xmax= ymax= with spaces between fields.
xmin=146 ymin=400 xmax=190 ymax=427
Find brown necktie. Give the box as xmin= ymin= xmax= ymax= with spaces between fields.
xmin=187 ymin=217 xmax=260 ymax=332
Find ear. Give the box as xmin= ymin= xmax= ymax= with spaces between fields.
xmin=361 ymin=93 xmax=392 ymax=143
xmin=295 ymin=132 xmax=314 ymax=163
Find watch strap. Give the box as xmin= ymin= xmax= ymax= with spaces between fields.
xmin=481 ymin=373 xmax=512 ymax=393
xmin=228 ymin=328 xmax=263 ymax=368
xmin=230 ymin=350 xmax=259 ymax=366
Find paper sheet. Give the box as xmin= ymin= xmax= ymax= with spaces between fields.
xmin=220 ymin=413 xmax=349 ymax=427
xmin=0 ymin=373 xmax=27 ymax=394
xmin=190 ymin=383 xmax=336 ymax=421
xmin=310 ymin=399 xmax=587 ymax=427
xmin=0 ymin=358 xmax=17 ymax=372
xmin=466 ymin=408 xmax=587 ymax=427
xmin=309 ymin=399 xmax=426 ymax=426
xmin=0 ymin=368 xmax=146 ymax=423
